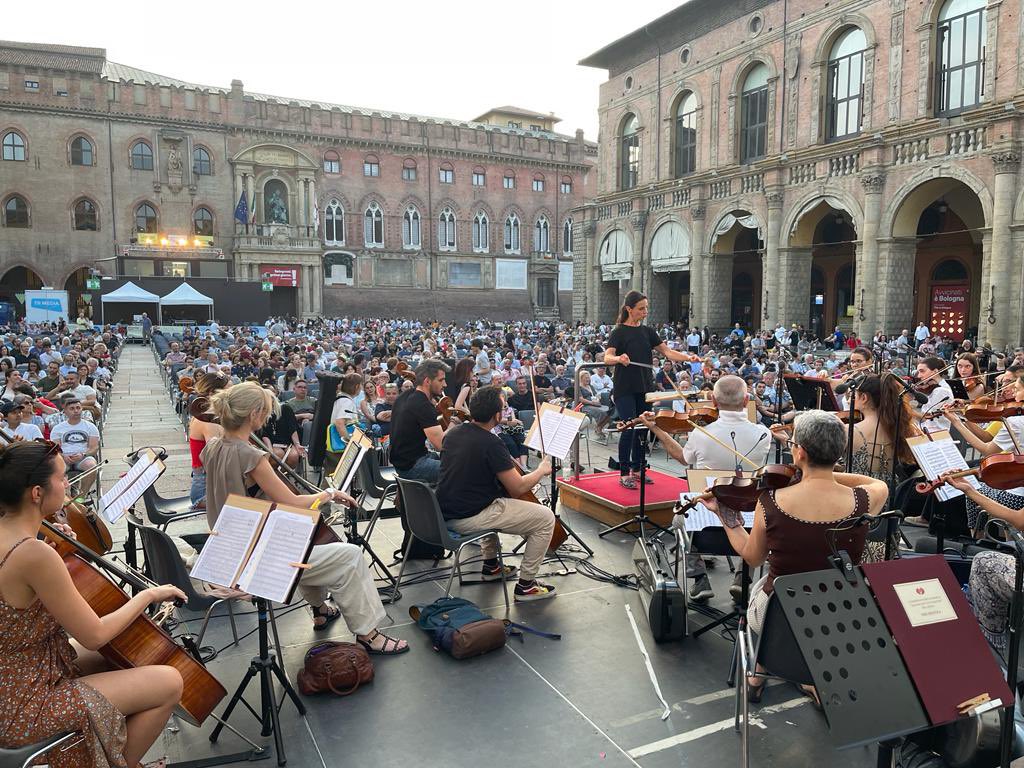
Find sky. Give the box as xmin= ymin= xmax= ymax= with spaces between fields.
xmin=4 ymin=0 xmax=684 ymax=139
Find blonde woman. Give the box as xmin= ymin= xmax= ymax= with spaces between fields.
xmin=200 ymin=383 xmax=408 ymax=652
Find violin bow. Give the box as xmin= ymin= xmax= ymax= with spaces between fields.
xmin=523 ymin=360 xmax=547 ymax=457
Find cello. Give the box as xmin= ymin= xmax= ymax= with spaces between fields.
xmin=41 ymin=520 xmax=227 ymax=725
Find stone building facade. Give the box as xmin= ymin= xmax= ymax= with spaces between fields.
xmin=0 ymin=41 xmax=594 ymax=322
xmin=575 ymin=0 xmax=1024 ymax=349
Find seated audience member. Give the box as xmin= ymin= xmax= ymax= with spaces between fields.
xmin=49 ymin=397 xmax=101 ymax=494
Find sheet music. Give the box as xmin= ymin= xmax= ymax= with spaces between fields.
xmin=329 ymin=428 xmax=371 ymax=494
xmin=99 ymin=450 xmax=153 ymax=509
xmin=100 ymin=461 xmax=164 ymax=524
xmin=189 ymin=502 xmax=265 ymax=589
xmin=237 ymin=509 xmax=316 ymax=603
xmin=907 ymin=434 xmax=980 ymax=502
xmin=679 ymin=492 xmax=755 ymax=531
xmin=524 ymin=404 xmax=585 ymax=460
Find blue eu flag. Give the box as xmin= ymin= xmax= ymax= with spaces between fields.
xmin=234 ymin=191 xmax=248 ymax=224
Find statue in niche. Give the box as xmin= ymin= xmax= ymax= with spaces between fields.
xmin=266 ymin=189 xmax=289 ymax=224
xmin=167 ymin=148 xmax=183 ymax=173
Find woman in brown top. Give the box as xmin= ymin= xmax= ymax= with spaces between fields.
xmin=0 ymin=440 xmax=186 ymax=768
xmin=200 ymin=383 xmax=409 ymax=654
xmin=704 ymin=410 xmax=888 ymax=704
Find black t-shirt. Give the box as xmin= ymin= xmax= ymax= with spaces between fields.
xmin=389 ymin=389 xmax=438 ymax=470
xmin=607 ymin=324 xmax=661 ymax=396
xmin=437 ymin=423 xmax=514 ymax=519
xmin=506 ymin=391 xmax=534 ymax=413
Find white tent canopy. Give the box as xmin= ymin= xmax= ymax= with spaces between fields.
xmin=100 ymin=281 xmax=161 ymax=324
xmin=160 ymin=282 xmax=214 ymax=322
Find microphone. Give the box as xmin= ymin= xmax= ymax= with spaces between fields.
xmin=889 ymin=373 xmax=930 ymax=404
xmin=982 ymin=346 xmax=1006 ymax=360
xmin=834 ymin=372 xmax=867 ymax=395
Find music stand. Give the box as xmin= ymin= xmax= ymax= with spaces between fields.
xmin=783 ymin=373 xmax=841 ymax=412
xmin=598 ymin=428 xmax=671 ymax=540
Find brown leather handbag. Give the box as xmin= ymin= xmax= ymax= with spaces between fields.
xmin=297 ymin=641 xmax=374 ymax=696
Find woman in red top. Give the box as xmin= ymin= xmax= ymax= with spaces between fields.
xmin=703 ymin=410 xmax=888 ymax=704
xmin=187 ymin=372 xmax=226 ymax=509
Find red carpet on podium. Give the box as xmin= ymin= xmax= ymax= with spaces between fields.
xmin=559 ymin=469 xmax=689 ymax=508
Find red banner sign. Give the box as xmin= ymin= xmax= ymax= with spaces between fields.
xmin=930 ymin=284 xmax=968 ymax=341
xmin=259 ymin=265 xmax=299 ymax=287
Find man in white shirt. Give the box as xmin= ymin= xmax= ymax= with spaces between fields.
xmin=0 ymin=400 xmax=42 ymax=441
xmin=914 ymin=356 xmax=954 ymax=431
xmin=641 ymin=375 xmax=773 ymax=602
xmin=914 ymin=322 xmax=930 ymax=349
xmin=590 ymin=366 xmax=613 ymax=405
xmin=50 ymin=398 xmax=101 ymax=493
xmin=686 ymin=329 xmax=702 ymax=354
xmin=471 ymin=338 xmax=493 ymax=386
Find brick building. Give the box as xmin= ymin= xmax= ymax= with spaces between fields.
xmin=0 ymin=40 xmax=595 ymax=323
xmin=575 ymin=0 xmax=1024 ymax=349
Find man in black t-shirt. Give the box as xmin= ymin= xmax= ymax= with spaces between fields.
xmin=389 ymin=360 xmax=452 ymax=483
xmin=438 ymin=386 xmax=557 ymax=602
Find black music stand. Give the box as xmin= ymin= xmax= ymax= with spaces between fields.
xmin=784 ymin=373 xmax=841 ymax=412
xmin=598 ymin=428 xmax=671 ymax=540
xmin=772 ymin=567 xmax=930 ymax=759
xmin=513 ymin=452 xmax=594 ymax=559
xmin=209 ymin=599 xmax=304 ymax=766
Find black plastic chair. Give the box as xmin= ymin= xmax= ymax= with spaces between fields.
xmin=355 ymin=454 xmax=398 ymax=540
xmin=735 ymin=593 xmax=814 ymax=768
xmin=142 ymin=485 xmax=205 ymax=533
xmin=0 ymin=731 xmax=81 ymax=768
xmin=393 ymin=478 xmax=510 ymax=613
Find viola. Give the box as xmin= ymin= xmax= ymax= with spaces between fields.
xmin=41 ymin=521 xmax=227 ymax=725
xmin=676 ymin=465 xmax=801 ymax=515
xmin=915 ymin=453 xmax=1024 ymax=495
xmin=963 ymin=403 xmax=1024 ymax=423
xmin=615 ymin=407 xmax=718 ymax=435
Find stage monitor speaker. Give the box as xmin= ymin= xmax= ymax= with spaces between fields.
xmin=632 ymin=532 xmax=687 ymax=642
xmin=309 ymin=370 xmax=343 ymax=469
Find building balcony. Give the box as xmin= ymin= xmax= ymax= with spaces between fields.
xmin=233 ymin=223 xmax=320 ymax=251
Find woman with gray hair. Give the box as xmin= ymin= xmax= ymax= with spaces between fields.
xmin=702 ymin=409 xmax=888 ymax=705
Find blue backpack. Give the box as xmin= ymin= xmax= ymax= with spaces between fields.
xmin=410 ymin=597 xmax=561 ymax=659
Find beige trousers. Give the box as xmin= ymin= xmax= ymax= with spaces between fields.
xmin=297 ymin=542 xmax=386 ymax=636
xmin=447 ymin=497 xmax=555 ymax=581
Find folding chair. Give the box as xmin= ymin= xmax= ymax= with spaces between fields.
xmin=393 ymin=478 xmax=510 ymax=614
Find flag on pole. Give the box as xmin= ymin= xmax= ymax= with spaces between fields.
xmin=233 ymin=191 xmax=249 ymax=224
xmin=312 ymin=190 xmax=320 ymax=234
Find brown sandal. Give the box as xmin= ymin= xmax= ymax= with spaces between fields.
xmin=312 ymin=603 xmax=341 ymax=631
xmin=357 ymin=629 xmax=410 ymax=655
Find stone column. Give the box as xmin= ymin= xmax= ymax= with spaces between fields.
xmin=764 ymin=189 xmax=784 ymax=326
xmin=876 ymin=237 xmax=918 ymax=334
xmin=582 ymin=219 xmax=597 ymax=322
xmin=631 ymin=210 xmax=648 ymax=296
xmin=689 ymin=204 xmax=706 ymax=326
xmin=245 ymin=175 xmax=255 ymax=226
xmin=704 ymin=254 xmax=734 ymax=330
xmin=777 ymin=247 xmax=813 ymax=326
xmin=856 ymin=172 xmax=885 ymax=339
xmin=297 ymin=179 xmax=308 ymax=228
xmin=307 ymin=178 xmax=317 ymax=239
xmin=985 ymin=150 xmax=1020 ymax=349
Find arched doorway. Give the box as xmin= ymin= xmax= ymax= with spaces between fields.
xmin=890 ymin=179 xmax=984 ymax=340
xmin=788 ymin=200 xmax=857 ymax=340
xmin=598 ymin=229 xmax=633 ymax=322
xmin=0 ymin=266 xmax=44 ymax=317
xmin=709 ymin=211 xmax=762 ymax=332
xmin=649 ymin=220 xmax=692 ymax=323
xmin=64 ymin=267 xmax=96 ymax=321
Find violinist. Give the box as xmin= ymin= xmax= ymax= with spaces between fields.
xmin=700 ymin=411 xmax=887 ymax=704
xmin=389 ymin=360 xmax=453 ymax=484
xmin=200 ymin=384 xmax=408 ymax=652
xmin=641 ymin=375 xmax=773 ymax=602
xmin=849 ymin=374 xmax=920 ymax=483
xmin=0 ymin=440 xmax=186 ymax=768
xmin=955 ymin=353 xmax=986 ymax=401
xmin=436 ymin=386 xmax=556 ymax=601
xmin=603 ymin=290 xmax=699 ymax=490
xmin=912 ymin=356 xmax=955 ymax=430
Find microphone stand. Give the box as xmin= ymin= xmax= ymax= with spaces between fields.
xmin=844 ymin=377 xmax=861 ymax=473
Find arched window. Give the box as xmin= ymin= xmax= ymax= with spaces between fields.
xmin=2 ymin=131 xmax=26 ymax=162
xmin=438 ymin=207 xmax=456 ymax=251
xmin=533 ymin=216 xmax=550 ymax=253
xmin=130 ymin=140 xmax=153 ymax=170
xmin=402 ymin=157 xmax=417 ymax=181
xmin=620 ymin=114 xmax=640 ymax=190
xmin=532 ymin=173 xmax=545 ymax=193
xmin=363 ymin=202 xmax=384 ymax=247
xmin=563 ymin=217 xmax=574 ymax=256
xmin=325 ymin=200 xmax=345 ymax=244
xmin=439 ymin=161 xmax=454 ymax=184
xmin=192 ymin=146 xmax=212 ymax=175
xmin=827 ymin=28 xmax=867 ymax=140
xmin=503 ymin=171 xmax=515 ymax=189
xmin=73 ymin=198 xmax=97 ymax=231
xmin=403 ymin=205 xmax=421 ymax=249
xmin=70 ymin=136 xmax=94 ymax=166
xmin=740 ymin=64 xmax=770 ymax=162
xmin=323 ymin=150 xmax=340 ymax=174
xmin=504 ymin=213 xmax=521 ymax=254
xmin=937 ymin=0 xmax=986 ymax=115
xmin=560 ymin=175 xmax=573 ymax=194
xmin=472 ymin=212 xmax=489 ymax=253
xmin=193 ymin=207 xmax=214 ymax=236
xmin=363 ymin=153 xmax=380 ymax=177
xmin=674 ymin=92 xmax=697 ymax=176
xmin=3 ymin=195 xmax=29 ymax=227
xmin=135 ymin=202 xmax=158 ymax=233
xmin=932 ymin=258 xmax=969 ymax=281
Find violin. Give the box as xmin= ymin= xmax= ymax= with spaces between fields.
xmin=676 ymin=465 xmax=801 ymax=515
xmin=962 ymin=403 xmax=1024 ymax=423
xmin=0 ymin=429 xmax=113 ymax=553
xmin=41 ymin=520 xmax=227 ymax=725
xmin=915 ymin=453 xmax=1024 ymax=495
xmin=615 ymin=407 xmax=718 ymax=434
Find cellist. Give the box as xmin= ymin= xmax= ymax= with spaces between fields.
xmin=0 ymin=439 xmax=185 ymax=768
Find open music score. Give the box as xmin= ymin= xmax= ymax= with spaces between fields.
xmin=524 ymin=401 xmax=587 ymax=460
xmin=189 ymin=495 xmax=319 ymax=604
xmin=905 ymin=431 xmax=980 ymax=502
xmin=98 ymin=448 xmax=165 ymax=524
xmin=328 ymin=426 xmax=373 ymax=494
